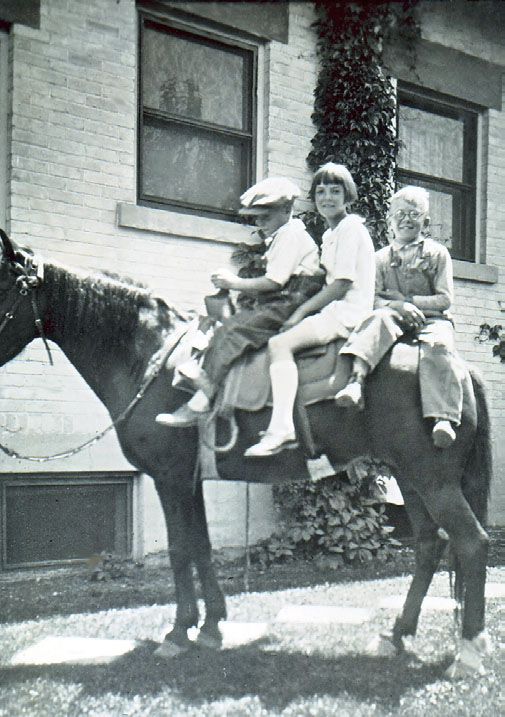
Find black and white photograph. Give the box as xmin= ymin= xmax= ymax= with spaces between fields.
xmin=0 ymin=1 xmax=504 ymax=714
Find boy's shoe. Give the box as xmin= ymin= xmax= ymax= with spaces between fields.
xmin=334 ymin=374 xmax=366 ymax=411
xmin=244 ymin=431 xmax=298 ymax=457
xmin=156 ymin=403 xmax=204 ymax=428
xmin=432 ymin=420 xmax=456 ymax=448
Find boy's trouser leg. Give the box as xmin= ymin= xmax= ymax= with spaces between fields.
xmin=418 ymin=320 xmax=463 ymax=425
xmin=202 ymin=302 xmax=297 ymax=387
xmin=339 ymin=308 xmax=404 ymax=371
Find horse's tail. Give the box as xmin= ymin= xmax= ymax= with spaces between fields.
xmin=454 ymin=368 xmax=493 ymax=602
xmin=462 ymin=369 xmax=493 ymax=528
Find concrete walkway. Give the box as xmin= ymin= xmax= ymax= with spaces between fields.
xmin=10 ymin=581 xmax=505 ymax=666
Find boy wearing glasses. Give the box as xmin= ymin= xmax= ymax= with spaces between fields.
xmin=334 ymin=186 xmax=462 ymax=448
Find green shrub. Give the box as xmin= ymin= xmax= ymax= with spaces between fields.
xmin=251 ymin=464 xmax=401 ymax=568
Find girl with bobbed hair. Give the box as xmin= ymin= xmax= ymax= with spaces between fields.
xmin=246 ymin=162 xmax=376 ymax=457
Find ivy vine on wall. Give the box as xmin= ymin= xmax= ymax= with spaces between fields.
xmin=303 ymin=0 xmax=420 ymax=248
xmin=477 ymin=323 xmax=505 ymax=362
xmin=269 ymin=0 xmax=422 ymax=564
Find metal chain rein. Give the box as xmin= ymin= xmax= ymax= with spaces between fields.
xmin=0 ymin=324 xmax=187 ymax=463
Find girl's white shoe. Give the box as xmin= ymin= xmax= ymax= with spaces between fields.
xmin=334 ymin=373 xmax=366 ymax=411
xmin=244 ymin=431 xmax=298 ymax=457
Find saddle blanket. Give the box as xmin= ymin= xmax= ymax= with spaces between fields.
xmin=167 ymin=318 xmax=353 ymax=410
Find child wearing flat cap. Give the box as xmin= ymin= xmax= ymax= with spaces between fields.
xmin=245 ymin=163 xmax=375 ymax=456
xmin=156 ymin=176 xmax=324 ymax=427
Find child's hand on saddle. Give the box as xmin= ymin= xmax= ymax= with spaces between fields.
xmin=211 ymin=268 xmax=240 ymax=291
xmin=391 ymin=301 xmax=425 ymax=330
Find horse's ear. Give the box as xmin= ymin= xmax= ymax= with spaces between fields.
xmin=0 ymin=229 xmax=32 ymax=264
xmin=0 ymin=228 xmax=17 ymax=263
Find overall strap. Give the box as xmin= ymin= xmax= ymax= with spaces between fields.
xmin=389 ymin=246 xmax=408 ymax=296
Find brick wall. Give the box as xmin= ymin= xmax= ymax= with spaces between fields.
xmin=266 ymin=1 xmax=317 ymax=213
xmin=420 ymin=0 xmax=505 ymax=523
xmin=1 ymin=0 xmax=504 ymax=553
xmin=0 ymin=0 xmax=321 ymax=553
xmin=466 ymin=78 xmax=505 ymax=524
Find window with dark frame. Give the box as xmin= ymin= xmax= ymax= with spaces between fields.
xmin=397 ymin=86 xmax=479 ymax=262
xmin=138 ymin=13 xmax=257 ymax=220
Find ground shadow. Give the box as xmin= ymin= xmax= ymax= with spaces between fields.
xmin=0 ymin=640 xmax=452 ymax=713
xmin=1 ymin=529 xmax=503 ymax=624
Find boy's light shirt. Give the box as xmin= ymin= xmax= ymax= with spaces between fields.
xmin=390 ymin=237 xmax=423 ymax=253
xmin=263 ymin=218 xmax=322 ymax=286
xmin=376 ymin=234 xmax=454 ymax=313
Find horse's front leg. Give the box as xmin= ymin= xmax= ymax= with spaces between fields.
xmin=191 ymin=479 xmax=227 ymax=649
xmin=369 ymin=489 xmax=446 ymax=656
xmin=153 ymin=475 xmax=200 ymax=657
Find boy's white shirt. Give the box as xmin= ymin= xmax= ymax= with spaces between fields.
xmin=263 ymin=218 xmax=322 ymax=286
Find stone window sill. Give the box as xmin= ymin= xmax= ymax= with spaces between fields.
xmin=117 ymin=204 xmax=499 ymax=285
xmin=117 ymin=203 xmax=253 ymax=245
xmin=453 ymin=260 xmax=498 ymax=284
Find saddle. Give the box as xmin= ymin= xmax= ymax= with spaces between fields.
xmin=167 ymin=318 xmax=353 ymax=481
xmin=220 ymin=339 xmax=351 ymax=412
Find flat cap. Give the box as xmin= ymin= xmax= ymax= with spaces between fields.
xmin=239 ymin=177 xmax=301 ymax=215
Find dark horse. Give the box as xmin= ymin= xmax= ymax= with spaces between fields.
xmin=0 ymin=231 xmax=492 ymax=678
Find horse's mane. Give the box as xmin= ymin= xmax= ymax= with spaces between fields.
xmin=44 ymin=262 xmax=185 ymax=358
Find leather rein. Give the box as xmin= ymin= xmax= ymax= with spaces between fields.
xmin=0 ymin=254 xmax=187 ymax=462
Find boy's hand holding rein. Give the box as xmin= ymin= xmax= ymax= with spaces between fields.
xmin=211 ymin=268 xmax=280 ymax=295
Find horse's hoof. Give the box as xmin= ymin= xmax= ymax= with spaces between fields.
xmin=444 ymin=632 xmax=492 ymax=680
xmin=365 ymin=634 xmax=399 ymax=657
xmin=196 ymin=626 xmax=223 ymax=650
xmin=444 ymin=657 xmax=486 ymax=680
xmin=154 ymin=639 xmax=190 ymax=659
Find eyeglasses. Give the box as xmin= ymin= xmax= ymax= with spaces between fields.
xmin=390 ymin=209 xmax=425 ymax=221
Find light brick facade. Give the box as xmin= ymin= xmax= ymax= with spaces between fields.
xmin=0 ymin=0 xmax=503 ymax=567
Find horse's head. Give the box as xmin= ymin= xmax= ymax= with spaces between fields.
xmin=0 ymin=229 xmax=44 ymax=366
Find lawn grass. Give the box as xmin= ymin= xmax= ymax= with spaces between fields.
xmin=0 ymin=568 xmax=503 ymax=716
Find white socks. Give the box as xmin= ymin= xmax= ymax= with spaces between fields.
xmin=267 ymin=360 xmax=299 ymax=436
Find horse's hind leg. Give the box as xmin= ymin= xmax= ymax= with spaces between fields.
xmin=154 ymin=475 xmax=200 ymax=656
xmin=371 ymin=488 xmax=446 ymax=655
xmin=191 ymin=479 xmax=227 ymax=648
xmin=427 ymin=485 xmax=488 ymax=637
xmin=391 ymin=488 xmax=446 ymax=650
xmin=424 ymin=484 xmax=490 ymax=677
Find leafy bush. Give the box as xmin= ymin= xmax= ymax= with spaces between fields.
xmin=251 ymin=463 xmax=401 ymax=568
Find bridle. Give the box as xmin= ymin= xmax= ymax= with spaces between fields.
xmin=0 ymin=250 xmax=189 ymax=462
xmin=0 ymin=252 xmax=53 ymax=365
